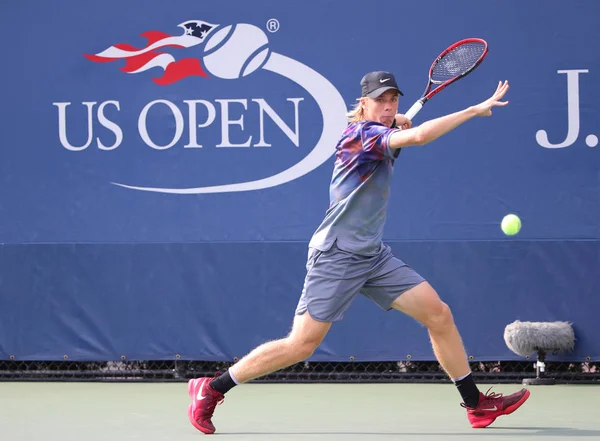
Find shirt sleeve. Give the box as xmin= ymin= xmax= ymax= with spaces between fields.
xmin=360 ymin=122 xmax=401 ymax=160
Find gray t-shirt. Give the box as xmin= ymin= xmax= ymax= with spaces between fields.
xmin=309 ymin=121 xmax=401 ymax=256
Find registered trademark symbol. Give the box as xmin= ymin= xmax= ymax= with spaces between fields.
xmin=266 ymin=18 xmax=280 ymax=33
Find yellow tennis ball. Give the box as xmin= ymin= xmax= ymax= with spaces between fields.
xmin=501 ymin=214 xmax=521 ymax=236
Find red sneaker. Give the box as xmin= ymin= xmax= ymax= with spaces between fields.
xmin=463 ymin=387 xmax=531 ymax=428
xmin=187 ymin=375 xmax=225 ymax=434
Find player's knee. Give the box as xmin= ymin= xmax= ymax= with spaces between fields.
xmin=423 ymin=300 xmax=454 ymax=332
xmin=293 ymin=340 xmax=319 ymax=360
xmin=286 ymin=336 xmax=320 ymax=360
xmin=297 ymin=343 xmax=317 ymax=360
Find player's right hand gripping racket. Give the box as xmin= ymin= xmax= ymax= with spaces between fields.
xmin=404 ymin=38 xmax=489 ymax=121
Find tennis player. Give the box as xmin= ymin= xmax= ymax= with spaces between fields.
xmin=187 ymin=71 xmax=530 ymax=433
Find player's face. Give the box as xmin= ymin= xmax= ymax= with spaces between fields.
xmin=363 ymin=90 xmax=399 ymax=127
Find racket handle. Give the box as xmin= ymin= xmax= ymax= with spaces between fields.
xmin=404 ymin=100 xmax=423 ymax=121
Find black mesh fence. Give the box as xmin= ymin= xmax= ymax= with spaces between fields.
xmin=1 ymin=359 xmax=599 ymax=383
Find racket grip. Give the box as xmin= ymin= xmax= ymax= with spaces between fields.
xmin=404 ymin=101 xmax=423 ymax=121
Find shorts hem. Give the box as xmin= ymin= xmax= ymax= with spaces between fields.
xmin=295 ymin=307 xmax=341 ymax=323
xmin=383 ymin=279 xmax=427 ymax=311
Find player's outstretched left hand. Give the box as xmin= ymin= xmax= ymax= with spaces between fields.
xmin=472 ymin=80 xmax=510 ymax=117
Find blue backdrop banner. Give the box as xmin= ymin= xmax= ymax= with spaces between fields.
xmin=1 ymin=0 xmax=598 ymax=362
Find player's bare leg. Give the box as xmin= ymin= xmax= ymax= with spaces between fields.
xmin=391 ymin=281 xmax=470 ymax=379
xmin=230 ymin=312 xmax=331 ymax=382
xmin=391 ymin=281 xmax=530 ymax=428
xmin=187 ymin=312 xmax=330 ymax=434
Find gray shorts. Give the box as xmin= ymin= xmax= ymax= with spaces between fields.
xmin=295 ymin=242 xmax=426 ymax=322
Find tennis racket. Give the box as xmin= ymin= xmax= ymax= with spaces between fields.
xmin=404 ymin=38 xmax=489 ymax=121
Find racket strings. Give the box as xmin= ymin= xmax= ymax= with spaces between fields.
xmin=431 ymin=42 xmax=486 ymax=83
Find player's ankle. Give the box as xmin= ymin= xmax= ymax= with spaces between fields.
xmin=209 ymin=369 xmax=239 ymax=395
xmin=453 ymin=372 xmax=480 ymax=408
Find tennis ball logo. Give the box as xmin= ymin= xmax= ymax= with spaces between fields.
xmin=203 ymin=24 xmax=270 ymax=79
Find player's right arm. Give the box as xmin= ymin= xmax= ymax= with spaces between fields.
xmin=388 ymin=80 xmax=510 ymax=149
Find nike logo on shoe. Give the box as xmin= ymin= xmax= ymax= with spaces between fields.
xmin=196 ymin=379 xmax=207 ymax=400
xmin=481 ymin=406 xmax=498 ymax=411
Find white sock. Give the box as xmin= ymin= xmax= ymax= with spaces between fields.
xmin=451 ymin=372 xmax=472 ymax=383
xmin=229 ymin=369 xmax=240 ymax=385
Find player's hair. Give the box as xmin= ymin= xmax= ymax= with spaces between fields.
xmin=347 ymin=99 xmax=365 ymax=123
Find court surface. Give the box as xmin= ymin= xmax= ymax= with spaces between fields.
xmin=1 ymin=382 xmax=599 ymax=441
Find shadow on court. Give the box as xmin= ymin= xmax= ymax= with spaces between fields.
xmin=487 ymin=427 xmax=600 ymax=437
xmin=230 ymin=428 xmax=600 ymax=437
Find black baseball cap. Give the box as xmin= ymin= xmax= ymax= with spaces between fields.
xmin=360 ymin=71 xmax=404 ymax=98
